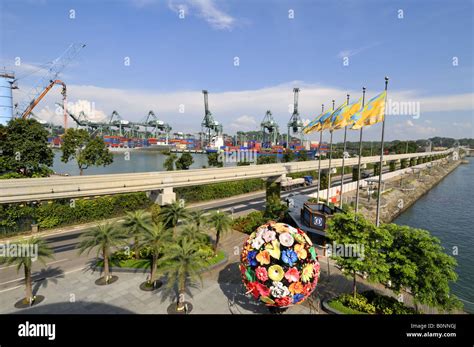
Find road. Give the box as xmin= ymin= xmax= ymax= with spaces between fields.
xmin=0 ymin=169 xmax=380 ymax=293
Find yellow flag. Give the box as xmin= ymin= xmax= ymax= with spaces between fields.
xmin=331 ymin=98 xmax=362 ymax=130
xmin=351 ymin=91 xmax=386 ymax=130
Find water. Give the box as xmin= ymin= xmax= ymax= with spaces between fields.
xmin=52 ymin=149 xmax=209 ymax=175
xmin=394 ymin=158 xmax=474 ymax=313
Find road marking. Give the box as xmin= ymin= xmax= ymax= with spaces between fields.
xmin=46 ymin=258 xmax=69 ymax=266
xmin=0 ymin=266 xmax=85 ymax=293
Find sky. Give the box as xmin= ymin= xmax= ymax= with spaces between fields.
xmin=0 ymin=0 xmax=473 ymax=142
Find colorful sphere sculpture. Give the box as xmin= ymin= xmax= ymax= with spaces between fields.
xmin=240 ymin=222 xmax=320 ymax=308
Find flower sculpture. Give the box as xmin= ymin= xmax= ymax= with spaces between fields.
xmin=240 ymin=222 xmax=320 ymax=308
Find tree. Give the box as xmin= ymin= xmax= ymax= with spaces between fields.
xmin=207 ymin=152 xmax=223 ymax=167
xmin=208 ymin=210 xmax=232 ymax=254
xmin=158 ymin=201 xmax=189 ymax=235
xmin=175 ymin=153 xmax=194 ymax=170
xmin=297 ymin=150 xmax=309 ymax=161
xmin=187 ymin=209 xmax=208 ymax=230
xmin=0 ymin=118 xmax=53 ymax=177
xmin=257 ymin=155 xmax=277 ymax=165
xmin=380 ymin=223 xmax=462 ymax=311
xmin=163 ymin=153 xmax=177 ymax=171
xmin=123 ymin=210 xmax=151 ymax=259
xmin=282 ymin=151 xmax=295 ymax=163
xmin=77 ymin=223 xmax=127 ymax=284
xmin=141 ymin=222 xmax=172 ymax=287
xmin=0 ymin=237 xmax=53 ymax=304
xmin=61 ymin=129 xmax=113 ymax=175
xmin=181 ymin=224 xmax=208 ymax=243
xmin=159 ymin=236 xmax=210 ymax=312
xmin=326 ymin=212 xmax=392 ymax=297
xmin=264 ymin=196 xmax=288 ymax=221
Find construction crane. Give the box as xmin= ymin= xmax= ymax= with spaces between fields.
xmin=15 ymin=43 xmax=86 ymax=129
xmin=260 ymin=110 xmax=279 ymax=147
xmin=201 ymin=90 xmax=223 ymax=148
xmin=287 ymin=87 xmax=304 ymax=148
xmin=21 ymin=79 xmax=66 ymax=120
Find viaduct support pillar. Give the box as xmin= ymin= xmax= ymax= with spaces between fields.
xmin=147 ymin=187 xmax=176 ymax=205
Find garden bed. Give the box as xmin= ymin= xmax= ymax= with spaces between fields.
xmin=324 ymin=291 xmax=416 ymax=315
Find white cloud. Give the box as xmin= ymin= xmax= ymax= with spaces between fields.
xmin=12 ymin=80 xmax=473 ymax=140
xmin=337 ymin=42 xmax=381 ymax=59
xmin=168 ymin=0 xmax=235 ymax=30
xmin=229 ymin=115 xmax=257 ymax=131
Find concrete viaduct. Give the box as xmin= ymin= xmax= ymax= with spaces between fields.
xmin=0 ymin=149 xmax=453 ymax=205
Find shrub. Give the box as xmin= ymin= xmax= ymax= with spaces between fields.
xmin=232 ymin=211 xmax=266 ymax=234
xmin=176 ymin=179 xmax=265 ymax=203
xmin=339 ymin=293 xmax=376 ymax=314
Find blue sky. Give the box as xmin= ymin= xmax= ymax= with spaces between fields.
xmin=1 ymin=0 xmax=473 ymax=141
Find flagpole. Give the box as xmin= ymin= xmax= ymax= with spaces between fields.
xmin=326 ymin=100 xmax=335 ymax=203
xmin=316 ymin=104 xmax=324 ymax=204
xmin=354 ymin=87 xmax=366 ymax=214
xmin=338 ymin=94 xmax=350 ymax=208
xmin=375 ymin=77 xmax=389 ymax=227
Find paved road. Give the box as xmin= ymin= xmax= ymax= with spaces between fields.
xmin=0 ymin=169 xmax=381 ymax=293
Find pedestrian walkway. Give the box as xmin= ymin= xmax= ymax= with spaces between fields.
xmin=0 ymin=229 xmax=435 ymax=314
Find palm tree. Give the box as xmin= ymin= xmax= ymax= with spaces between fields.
xmin=187 ymin=209 xmax=208 ymax=230
xmin=0 ymin=237 xmax=53 ymax=305
xmin=123 ymin=210 xmax=151 ymax=259
xmin=208 ymin=210 xmax=232 ymax=254
xmin=158 ymin=201 xmax=189 ymax=236
xmin=77 ymin=223 xmax=127 ymax=284
xmin=159 ymin=237 xmax=209 ymax=312
xmin=140 ymin=222 xmax=172 ymax=287
xmin=181 ymin=224 xmax=208 ymax=243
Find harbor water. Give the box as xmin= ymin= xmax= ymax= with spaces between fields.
xmin=52 ymin=149 xmax=209 ymax=175
xmin=394 ymin=158 xmax=474 ymax=313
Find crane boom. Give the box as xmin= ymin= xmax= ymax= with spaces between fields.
xmin=15 ymin=43 xmax=85 ymax=128
xmin=21 ymin=79 xmax=66 ymax=120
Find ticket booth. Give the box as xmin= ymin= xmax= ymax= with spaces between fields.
xmin=300 ymin=202 xmax=343 ymax=232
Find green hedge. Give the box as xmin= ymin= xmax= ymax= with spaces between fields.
xmin=175 ymin=178 xmax=265 ymax=203
xmin=0 ymin=192 xmax=152 ymax=236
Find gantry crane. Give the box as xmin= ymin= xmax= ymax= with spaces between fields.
xmin=141 ymin=111 xmax=172 ymax=143
xmin=15 ymin=43 xmax=86 ymax=129
xmin=261 ymin=110 xmax=279 ymax=147
xmin=201 ymin=90 xmax=223 ymax=148
xmin=109 ymin=110 xmax=130 ymax=137
xmin=287 ymin=87 xmax=304 ymax=147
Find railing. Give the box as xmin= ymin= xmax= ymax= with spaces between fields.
xmin=0 ymin=149 xmax=453 ymax=204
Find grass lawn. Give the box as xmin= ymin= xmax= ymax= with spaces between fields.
xmin=327 ymin=299 xmax=368 ymax=315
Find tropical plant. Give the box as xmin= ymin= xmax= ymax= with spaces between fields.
xmin=163 ymin=153 xmax=178 ymax=171
xmin=159 ymin=236 xmax=210 ymax=312
xmin=0 ymin=237 xmax=53 ymax=304
xmin=61 ymin=128 xmax=113 ymax=175
xmin=208 ymin=210 xmax=232 ymax=254
xmin=180 ymin=224 xmax=208 ymax=243
xmin=175 ymin=153 xmax=194 ymax=170
xmin=77 ymin=223 xmax=128 ymax=284
xmin=187 ymin=209 xmax=208 ymax=230
xmin=326 ymin=212 xmax=392 ymax=297
xmin=140 ymin=222 xmax=172 ymax=286
xmin=0 ymin=118 xmax=54 ymax=177
xmin=158 ymin=201 xmax=189 ymax=235
xmin=123 ymin=210 xmax=151 ymax=259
